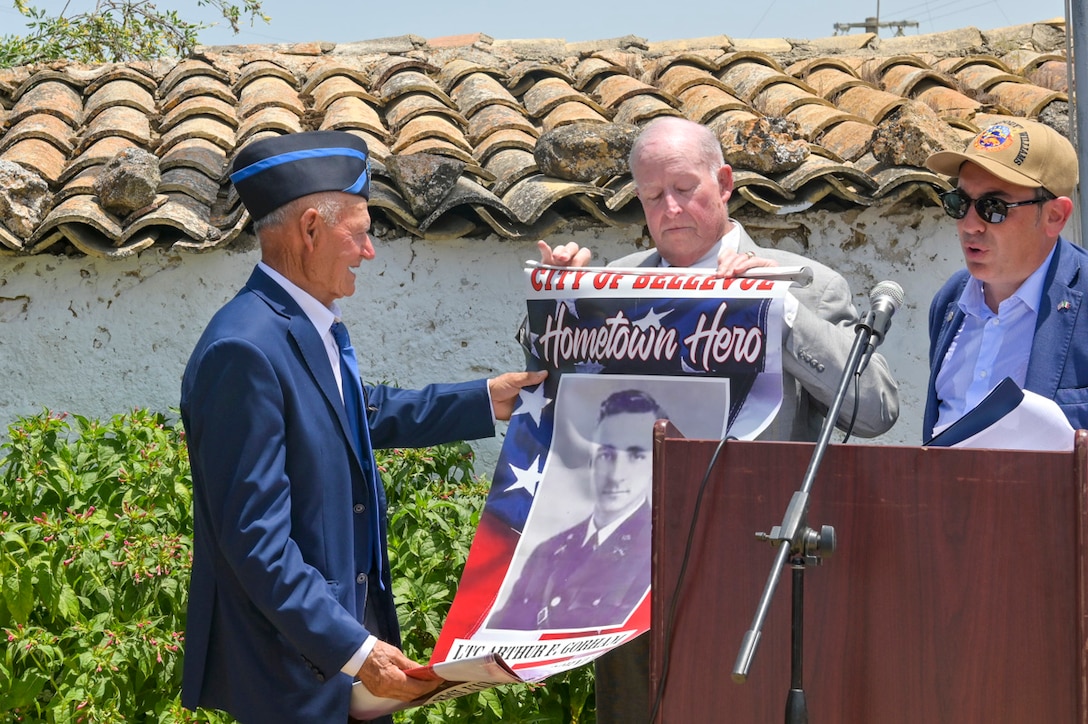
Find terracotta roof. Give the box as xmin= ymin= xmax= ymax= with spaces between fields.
xmin=0 ymin=18 xmax=1071 ymax=258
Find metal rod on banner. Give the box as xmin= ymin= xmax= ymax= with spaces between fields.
xmin=524 ymin=261 xmax=814 ymax=287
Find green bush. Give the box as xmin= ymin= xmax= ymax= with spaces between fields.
xmin=0 ymin=411 xmax=595 ymax=723
xmin=0 ymin=409 xmax=221 ymax=723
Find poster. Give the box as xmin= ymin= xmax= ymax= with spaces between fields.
xmin=353 ymin=265 xmax=797 ymax=717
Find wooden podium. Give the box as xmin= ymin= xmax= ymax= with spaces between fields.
xmin=650 ymin=423 xmax=1088 ymax=723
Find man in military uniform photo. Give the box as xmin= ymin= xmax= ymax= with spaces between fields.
xmin=489 ymin=389 xmax=665 ymax=631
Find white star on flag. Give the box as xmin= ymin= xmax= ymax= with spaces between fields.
xmin=557 ymin=299 xmax=579 ymax=318
xmin=505 ymin=455 xmax=543 ymax=497
xmin=513 ymin=384 xmax=551 ymax=426
xmin=575 ymin=361 xmax=606 ymax=374
xmin=633 ymin=306 xmax=672 ymax=330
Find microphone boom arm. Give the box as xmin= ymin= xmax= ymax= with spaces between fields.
xmin=732 ymin=316 xmax=873 ymax=683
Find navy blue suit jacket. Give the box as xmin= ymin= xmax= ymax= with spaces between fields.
xmin=180 ymin=266 xmax=495 ymax=723
xmin=924 ymin=237 xmax=1088 ymax=441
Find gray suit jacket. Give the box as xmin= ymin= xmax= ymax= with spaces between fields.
xmin=595 ymin=224 xmax=899 ymax=724
xmin=610 ymin=224 xmax=899 ymax=441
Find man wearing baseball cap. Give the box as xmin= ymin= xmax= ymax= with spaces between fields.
xmin=922 ymin=118 xmax=1088 ymax=440
xmin=180 ymin=130 xmax=545 ymax=723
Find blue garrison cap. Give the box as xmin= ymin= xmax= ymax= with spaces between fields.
xmin=230 ymin=130 xmax=371 ymax=220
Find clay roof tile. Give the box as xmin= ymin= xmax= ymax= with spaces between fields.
xmin=0 ymin=18 xmax=1072 ymax=256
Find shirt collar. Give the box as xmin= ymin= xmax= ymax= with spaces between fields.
xmin=957 ymin=243 xmax=1056 ymax=318
xmin=258 ymin=261 xmax=340 ymax=332
xmin=659 ymin=222 xmax=741 ymax=269
xmin=587 ymin=500 xmax=644 ymax=544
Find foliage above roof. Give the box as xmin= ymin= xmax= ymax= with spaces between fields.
xmin=0 ymin=0 xmax=268 ymax=67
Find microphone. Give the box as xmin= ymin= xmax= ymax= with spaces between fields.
xmin=857 ymin=280 xmax=904 ymax=374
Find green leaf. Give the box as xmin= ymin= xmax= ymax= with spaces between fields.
xmin=57 ymin=584 xmax=81 ymax=622
xmin=2 ymin=668 xmax=48 ymax=708
xmin=5 ymin=563 xmax=36 ymax=623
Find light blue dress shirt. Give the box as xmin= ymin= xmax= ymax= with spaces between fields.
xmin=933 ymin=245 xmax=1057 ymax=434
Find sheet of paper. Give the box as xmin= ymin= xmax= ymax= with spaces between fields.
xmin=928 ymin=377 xmax=1075 ymax=452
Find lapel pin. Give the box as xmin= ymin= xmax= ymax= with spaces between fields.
xmin=1058 ymin=300 xmax=1072 ymax=311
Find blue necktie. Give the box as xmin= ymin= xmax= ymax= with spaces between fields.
xmin=331 ymin=321 xmax=384 ymax=590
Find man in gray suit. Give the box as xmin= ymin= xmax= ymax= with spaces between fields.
xmin=539 ymin=116 xmax=900 ymax=722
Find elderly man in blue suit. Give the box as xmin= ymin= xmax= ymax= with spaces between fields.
xmin=180 ymin=130 xmax=545 ymax=723
xmin=923 ymin=118 xmax=1088 ymax=440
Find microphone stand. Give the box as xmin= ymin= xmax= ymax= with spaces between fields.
xmin=732 ymin=316 xmax=876 ymax=723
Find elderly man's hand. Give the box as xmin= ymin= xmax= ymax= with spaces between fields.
xmin=537 ymin=240 xmax=592 ymax=268
xmin=489 ymin=370 xmax=548 ymax=421
xmin=355 ymin=640 xmax=439 ymax=702
xmin=715 ymin=247 xmax=778 ymax=278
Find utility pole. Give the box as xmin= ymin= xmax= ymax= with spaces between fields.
xmin=834 ymin=0 xmax=918 ymax=36
xmin=1071 ymin=0 xmax=1087 ymax=245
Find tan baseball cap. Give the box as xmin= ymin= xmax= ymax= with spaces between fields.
xmin=926 ymin=118 xmax=1078 ymax=199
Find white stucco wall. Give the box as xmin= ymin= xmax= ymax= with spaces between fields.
xmin=0 ymin=202 xmax=967 ymax=472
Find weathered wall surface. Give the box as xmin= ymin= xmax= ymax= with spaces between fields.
xmin=0 ymin=203 xmax=966 ymax=470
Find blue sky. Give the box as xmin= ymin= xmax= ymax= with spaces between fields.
xmin=0 ymin=0 xmax=1068 ymax=48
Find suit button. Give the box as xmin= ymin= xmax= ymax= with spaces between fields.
xmin=353 ymin=503 xmax=365 ymax=514
xmin=356 ymin=573 xmax=367 ymax=585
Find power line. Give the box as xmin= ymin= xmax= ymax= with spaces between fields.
xmin=910 ymin=1 xmax=1014 ymax=28
xmin=883 ymin=0 xmax=976 ymax=18
xmin=747 ymin=0 xmax=780 ymax=38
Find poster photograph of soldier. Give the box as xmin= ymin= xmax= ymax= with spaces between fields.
xmin=485 ymin=373 xmax=730 ymax=633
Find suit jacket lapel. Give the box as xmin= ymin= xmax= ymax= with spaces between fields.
xmin=1026 ymin=238 xmax=1084 ymax=397
xmin=246 ymin=267 xmax=363 ymax=466
xmin=290 ymin=319 xmax=357 ymax=450
xmin=932 ymin=300 xmax=964 ymax=372
xmin=735 ymin=225 xmax=758 ymax=256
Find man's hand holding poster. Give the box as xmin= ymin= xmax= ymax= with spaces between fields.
xmin=357 ymin=265 xmax=797 ymax=717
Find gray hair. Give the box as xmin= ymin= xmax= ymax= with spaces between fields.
xmin=252 ymin=193 xmax=349 ymax=236
xmin=628 ymin=117 xmax=725 ymax=179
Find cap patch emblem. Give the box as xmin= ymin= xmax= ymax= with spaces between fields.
xmin=973 ymin=124 xmax=1014 ymax=153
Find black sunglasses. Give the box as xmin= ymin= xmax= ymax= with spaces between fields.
xmin=940 ymin=189 xmax=1052 ymax=224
